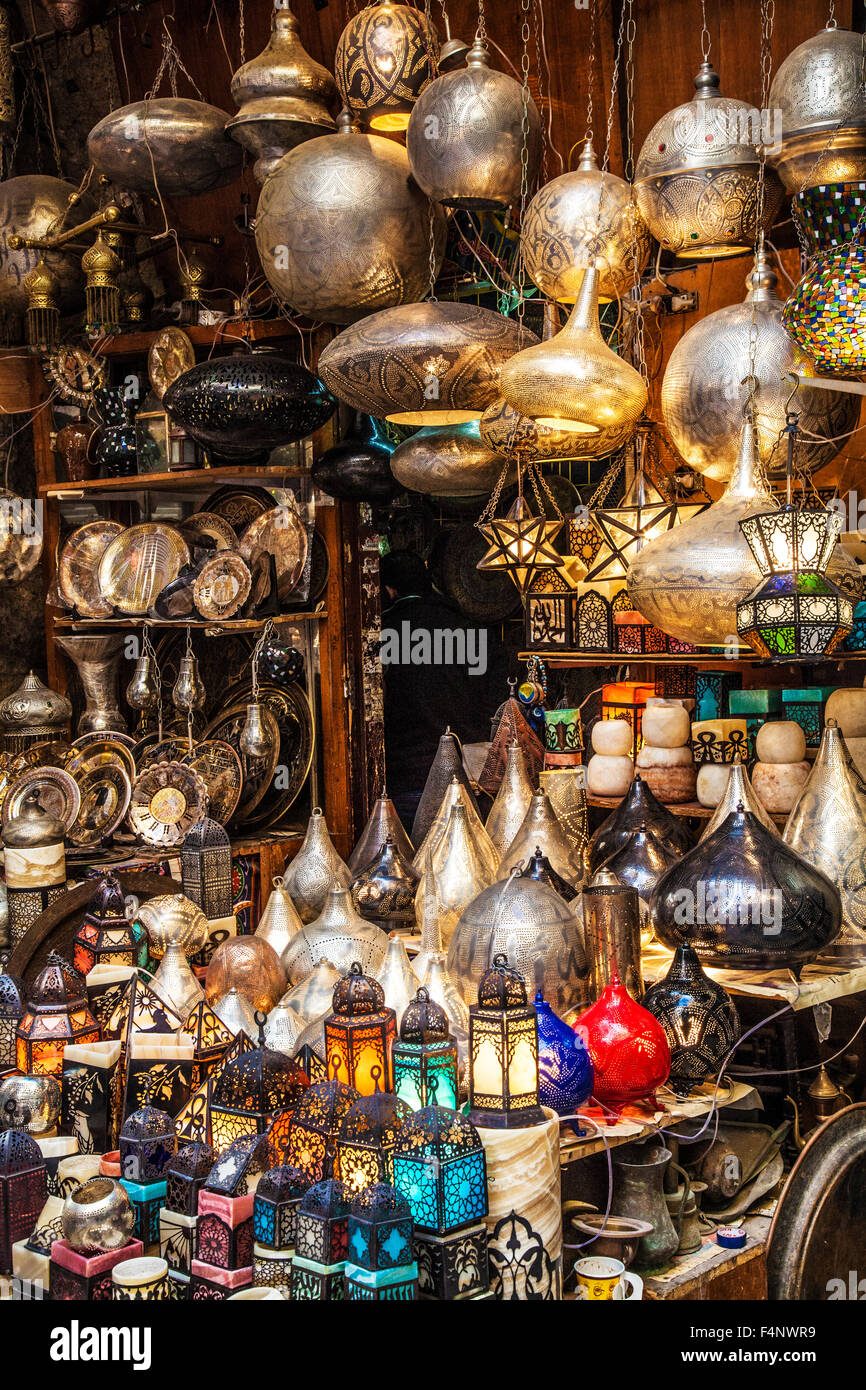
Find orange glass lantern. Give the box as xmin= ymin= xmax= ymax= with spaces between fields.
xmin=72 ymin=873 xmax=149 ymax=977
xmin=324 ymin=963 xmax=397 ymax=1097
xmin=209 ymin=1030 xmax=309 ymax=1155
xmin=16 ymin=953 xmax=100 ymax=1079
xmin=601 ymin=680 xmax=656 ymax=760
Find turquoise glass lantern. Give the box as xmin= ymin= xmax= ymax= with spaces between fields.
xmin=347 ymin=1182 xmax=414 ymax=1273
xmin=392 ymin=987 xmax=459 ymax=1111
xmin=391 ymin=1106 xmax=488 ymax=1236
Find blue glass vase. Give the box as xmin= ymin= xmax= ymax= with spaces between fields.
xmin=534 ymin=989 xmax=594 ymax=1133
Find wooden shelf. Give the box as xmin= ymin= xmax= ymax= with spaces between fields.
xmin=587 ymin=792 xmax=787 ymax=824
xmin=41 ymin=463 xmax=308 ymax=499
xmin=51 ymin=610 xmax=326 ymax=633
xmin=93 ymin=318 xmax=298 ymax=359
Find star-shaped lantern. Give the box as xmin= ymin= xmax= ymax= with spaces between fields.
xmin=477 ymin=493 xmax=565 ymax=595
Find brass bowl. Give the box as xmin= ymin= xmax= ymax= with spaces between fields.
xmin=62 ymin=1177 xmax=136 ymax=1253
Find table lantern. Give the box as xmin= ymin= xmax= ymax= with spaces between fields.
xmin=291 ymin=1177 xmax=349 ymax=1300
xmin=336 ymin=1091 xmax=413 ymax=1193
xmin=205 ymin=1134 xmax=269 ymax=1199
xmin=345 ymin=1182 xmax=417 ymax=1300
xmin=72 ymin=873 xmax=148 ymax=978
xmin=210 ymin=1028 xmax=309 ymax=1155
xmin=2 ymin=789 xmax=67 ymax=948
xmin=293 ymin=1013 xmax=329 ymax=1085
xmin=284 ymin=1075 xmax=360 ymax=1186
xmin=0 ymin=1129 xmax=47 ymax=1274
xmin=253 ymin=1165 xmax=308 ymax=1250
xmin=393 ymin=987 xmax=458 ymax=1111
xmin=165 ymin=1141 xmax=215 ymax=1217
xmin=468 ymin=954 xmax=545 ymax=1130
xmin=181 ymin=1000 xmax=233 ymax=1089
xmin=181 ymin=818 xmax=234 ymax=924
xmin=391 ymin=1105 xmax=488 ymax=1236
xmin=0 ymin=957 xmax=25 ymax=1070
xmin=120 ymin=1106 xmax=177 ymax=1184
xmin=324 ymin=963 xmax=397 ymax=1096
xmin=16 ymin=953 xmax=100 ymax=1080
xmin=573 ymin=971 xmax=671 ymax=1115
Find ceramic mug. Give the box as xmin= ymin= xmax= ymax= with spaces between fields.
xmin=574 ymin=1256 xmax=642 ymax=1301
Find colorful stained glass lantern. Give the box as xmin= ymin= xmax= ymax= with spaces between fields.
xmin=283 ymin=1076 xmax=360 ymax=1186
xmin=16 ymin=953 xmax=100 ymax=1080
xmin=468 ymin=954 xmax=545 ymax=1130
xmin=324 ymin=963 xmax=397 ymax=1096
xmin=293 ymin=1177 xmax=349 ymax=1267
xmin=205 ymin=1133 xmax=269 ymax=1198
xmin=72 ymin=873 xmax=148 ymax=977
xmin=119 ymin=1105 xmax=177 ymax=1184
xmin=392 ymin=987 xmax=458 ymax=1111
xmin=345 ymin=1182 xmax=417 ymax=1301
xmin=0 ymin=958 xmax=25 ymax=1071
xmin=0 ymin=1129 xmax=47 ymax=1275
xmin=336 ymin=1091 xmax=413 ymax=1194
xmin=392 ymin=1105 xmax=488 ymax=1236
xmin=253 ymin=1165 xmax=309 ymax=1250
xmin=782 ymin=234 xmax=866 ymax=374
xmin=613 ymin=609 xmax=668 ymax=656
xmin=181 ymin=818 xmax=234 ymax=923
xmin=165 ymin=1141 xmax=215 ymax=1217
xmin=209 ymin=1026 xmax=309 ymax=1154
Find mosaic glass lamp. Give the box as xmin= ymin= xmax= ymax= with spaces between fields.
xmin=392 ymin=987 xmax=459 ymax=1111
xmin=467 ymin=954 xmax=545 ymax=1130
xmin=16 ymin=954 xmax=100 ymax=1080
xmin=782 ymin=233 xmax=866 ymax=374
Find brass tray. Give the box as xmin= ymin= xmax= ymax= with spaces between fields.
xmin=203 ymin=484 xmax=274 ymax=535
xmin=128 ymin=760 xmax=208 ymax=848
xmin=220 ymin=677 xmax=314 ymax=830
xmin=180 ymin=739 xmax=244 ymax=825
xmin=193 ymin=551 xmax=252 ymax=620
xmin=58 ymin=521 xmax=124 ymax=617
xmin=135 ymin=736 xmax=191 ymax=772
xmin=98 ymin=524 xmax=190 ymax=615
xmin=68 ymin=763 xmax=132 ymax=847
xmin=239 ymin=504 xmax=308 ymax=602
xmin=2 ymin=767 xmax=81 ymax=832
xmin=10 ymin=741 xmax=74 ymax=775
xmin=180 ymin=511 xmax=239 ymax=552
xmin=68 ymin=737 xmax=137 ymax=787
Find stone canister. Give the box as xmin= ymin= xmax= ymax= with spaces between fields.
xmin=477 ymin=1108 xmax=562 ymax=1299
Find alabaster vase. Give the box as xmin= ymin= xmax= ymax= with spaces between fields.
xmin=642 ymin=944 xmax=741 ymax=1094
xmin=587 ymin=775 xmax=692 ymax=873
xmin=280 ymin=809 xmax=352 ymax=923
xmin=784 ymin=720 xmax=866 ymax=954
xmin=485 ymin=740 xmax=534 ymax=858
xmin=650 ymin=805 xmax=842 ymax=973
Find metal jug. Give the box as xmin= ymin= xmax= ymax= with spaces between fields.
xmin=612 ymin=1143 xmax=690 ymax=1269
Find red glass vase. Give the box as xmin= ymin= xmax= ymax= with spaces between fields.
xmin=573 ymin=971 xmax=670 ymax=1114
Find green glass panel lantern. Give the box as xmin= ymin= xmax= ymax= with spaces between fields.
xmin=392 ymin=987 xmax=458 ymax=1111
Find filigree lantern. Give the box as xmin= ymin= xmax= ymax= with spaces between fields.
xmin=253 ymin=1164 xmax=309 ymax=1250
xmin=0 ymin=960 xmax=25 ymax=1071
xmin=391 ymin=1104 xmax=488 ymax=1233
xmin=73 ymin=873 xmax=148 ymax=977
xmin=336 ymin=1091 xmax=413 ymax=1193
xmin=476 ymin=483 xmax=566 ymax=597
xmin=324 ymin=963 xmax=397 ymax=1096
xmin=0 ymin=1129 xmax=47 ymax=1275
xmin=335 ymin=2 xmax=438 ymax=132
xmin=291 ymin=1177 xmax=349 ymax=1300
xmin=119 ymin=1106 xmax=177 ymax=1185
xmin=16 ymin=954 xmax=100 ymax=1080
xmin=181 ymin=818 xmax=233 ymax=925
xmin=345 ymin=1182 xmax=417 ymax=1300
xmin=209 ymin=1026 xmax=309 ymax=1155
xmin=165 ymin=1141 xmax=215 ymax=1217
xmin=393 ymin=987 xmax=459 ymax=1111
xmin=468 ymin=955 xmax=544 ymax=1130
xmin=283 ymin=1076 xmax=360 ymax=1186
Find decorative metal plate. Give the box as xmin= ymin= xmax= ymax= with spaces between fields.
xmin=68 ymin=737 xmax=137 ymax=787
xmin=2 ymin=767 xmax=81 ymax=832
xmin=73 ymin=730 xmax=137 ymax=750
xmin=767 ymin=1103 xmax=866 ymax=1300
xmin=98 ymin=524 xmax=190 ymax=615
xmin=58 ymin=521 xmax=124 ymax=617
xmin=202 ymin=485 xmax=275 ymax=536
xmin=239 ymin=505 xmax=308 ymax=602
xmin=201 ymin=701 xmax=281 ymax=824
xmin=180 ymin=739 xmax=244 ymax=825
xmin=67 ymin=764 xmax=132 ymax=847
xmin=179 ymin=511 xmax=239 ymax=552
xmin=193 ymin=551 xmax=252 ymax=620
xmin=128 ymin=760 xmax=208 ymax=848
xmin=148 ymin=326 xmax=196 ymax=402
xmin=135 ymin=737 xmax=190 ymax=772
xmin=10 ymin=741 xmax=74 ymax=775
xmin=220 ymin=678 xmax=314 ymax=830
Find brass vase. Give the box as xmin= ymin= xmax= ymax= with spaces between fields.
xmin=498 ymin=789 xmax=583 ymax=887
xmin=348 ymin=791 xmax=414 ymax=875
xmin=255 ymin=876 xmax=304 ymax=957
xmin=485 ymin=741 xmax=534 ymax=858
xmin=54 ymin=633 xmax=126 ymax=734
xmin=581 ymin=878 xmax=643 ymax=1001
xmin=699 ymin=761 xmax=778 ymax=840
xmin=374 ymin=934 xmax=419 ymax=1027
xmin=281 ymin=885 xmax=387 ymax=984
xmin=280 ymin=808 xmax=352 ymax=923
xmin=784 ymin=720 xmax=866 ymax=954
xmin=412 ymin=775 xmax=499 ymax=881
xmin=414 ymin=803 xmax=492 ymax=947
xmin=412 ymin=730 xmax=480 ymax=848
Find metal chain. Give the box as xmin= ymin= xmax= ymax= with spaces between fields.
xmin=601 ymin=0 xmax=626 ymax=173
xmin=584 ymin=0 xmax=598 ymax=145
xmin=532 ymin=0 xmax=549 ymax=182
xmin=427 ymin=200 xmax=439 ymax=301
xmin=828 ymin=0 xmax=836 ymax=25
xmin=745 ymin=0 xmax=775 ymax=411
xmin=501 ymin=0 xmax=534 ymax=472
xmin=239 ymin=0 xmax=246 ymax=66
xmin=477 ymin=458 xmax=512 ymax=526
xmin=699 ymin=0 xmax=711 ymax=62
xmin=477 ymin=0 xmax=486 ymax=45
xmin=623 ymin=0 xmax=646 ymax=385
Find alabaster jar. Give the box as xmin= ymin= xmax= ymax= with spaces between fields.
xmin=696 ymin=763 xmax=735 ymax=808
xmin=641 ymin=700 xmax=691 ymax=749
xmin=825 ymin=688 xmax=866 ymax=739
xmin=752 ymin=761 xmax=811 ymax=814
xmin=587 ymin=755 xmax=634 ymax=798
xmin=635 ymin=744 xmax=696 ymax=804
xmin=591 ymin=719 xmax=633 ymax=758
xmin=755 ymin=721 xmax=807 ymax=765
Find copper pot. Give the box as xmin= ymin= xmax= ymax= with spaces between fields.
xmin=55 ymin=420 xmax=97 ymax=483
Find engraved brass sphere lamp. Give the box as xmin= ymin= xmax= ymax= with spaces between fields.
xmin=335 ymin=2 xmax=438 ymax=132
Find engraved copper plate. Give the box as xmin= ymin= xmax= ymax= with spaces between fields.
xmin=128 ymin=760 xmax=208 ymax=847
xmin=68 ymin=764 xmax=132 ymax=847
xmin=58 ymin=521 xmax=124 ymax=617
xmin=239 ymin=505 xmax=308 ymax=601
xmin=10 ymin=741 xmax=74 ymax=775
xmin=98 ymin=524 xmax=190 ymax=615
xmin=193 ymin=551 xmax=252 ymax=620
xmin=68 ymin=737 xmax=137 ymax=786
xmin=3 ymin=766 xmax=81 ymax=832
xmin=149 ymin=326 xmax=196 ymax=402
xmin=180 ymin=739 xmax=243 ymax=824
xmin=180 ymin=511 xmax=239 ymax=552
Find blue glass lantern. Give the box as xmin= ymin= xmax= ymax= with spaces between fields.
xmin=534 ymin=990 xmax=594 ymax=1131
xmin=347 ymin=1182 xmax=414 ymax=1272
xmin=253 ymin=1165 xmax=309 ymax=1250
xmin=392 ymin=1106 xmax=488 ymax=1236
xmin=392 ymin=987 xmax=459 ymax=1111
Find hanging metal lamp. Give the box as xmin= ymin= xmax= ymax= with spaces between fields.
xmin=390 ymin=421 xmax=507 ymax=498
xmin=476 ymin=462 xmax=566 ymax=597
xmin=406 ymin=35 xmax=541 ymax=209
xmin=768 ymin=22 xmax=866 ymax=192
xmin=782 ymin=229 xmax=866 ymax=375
xmin=499 ymin=264 xmax=647 ymax=435
xmin=228 ymin=0 xmax=338 ymax=183
xmin=87 ymin=99 xmax=243 ymax=198
xmin=522 ymin=140 xmax=651 ymax=303
xmin=335 ymin=1 xmax=438 ymax=132
xmin=634 ymin=61 xmax=784 ymax=258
